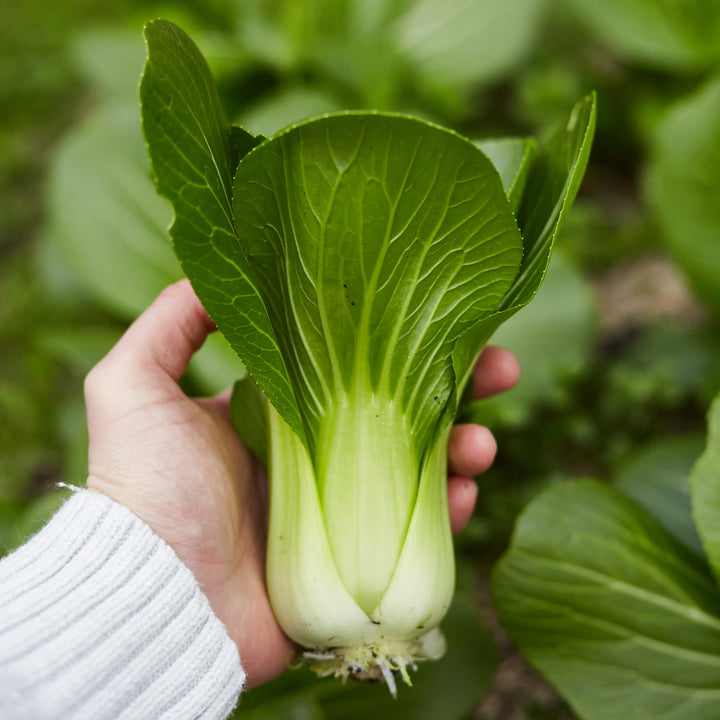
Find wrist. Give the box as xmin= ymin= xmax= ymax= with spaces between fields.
xmin=0 ymin=489 xmax=245 ymax=718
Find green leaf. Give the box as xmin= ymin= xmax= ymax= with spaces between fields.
xmin=476 ymin=136 xmax=537 ymax=213
xmin=452 ymin=93 xmax=596 ymax=392
xmin=565 ymin=0 xmax=720 ymax=70
xmin=646 ymin=77 xmax=720 ymax=313
xmin=232 ymin=113 xmax=522 ymax=611
xmin=230 ymin=376 xmax=269 ymax=466
xmin=504 ymin=92 xmax=596 ymax=310
xmin=140 ymin=18 xmax=306 ymax=446
xmin=493 ymin=480 xmax=720 ymax=720
xmin=617 ymin=434 xmax=706 ymax=556
xmin=232 ymin=112 xmax=522 ymax=456
xmin=691 ymin=394 xmax=720 ymax=582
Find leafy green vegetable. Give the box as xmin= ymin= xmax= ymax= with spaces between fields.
xmin=493 ymin=392 xmax=720 ymax=720
xmin=646 ymin=77 xmax=720 ymax=313
xmin=141 ymin=19 xmax=302 ymax=435
xmin=141 ymin=18 xmax=594 ymax=691
xmin=566 ymin=0 xmax=720 ymax=70
xmin=493 ymin=479 xmax=720 ymax=720
xmin=616 ymin=434 xmax=706 ymax=555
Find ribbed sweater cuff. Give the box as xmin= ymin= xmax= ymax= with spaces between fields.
xmin=0 ymin=489 xmax=245 ymax=720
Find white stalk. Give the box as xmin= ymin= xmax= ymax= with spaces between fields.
xmin=265 ymin=401 xmax=455 ymax=690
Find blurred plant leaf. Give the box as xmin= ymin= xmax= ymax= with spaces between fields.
xmin=55 ymin=396 xmax=91 ymax=492
xmin=616 ymin=434 xmax=706 ymax=556
xmin=234 ymin=0 xmax=546 ymax=112
xmin=234 ymin=0 xmax=359 ymax=70
xmin=240 ymin=694 xmax=325 ymax=720
xmin=604 ymin=323 xmax=720 ymax=412
xmin=36 ymin=326 xmax=123 ymax=375
xmin=646 ymin=76 xmax=720 ymax=313
xmin=238 ymin=87 xmax=345 ymax=136
xmin=493 ymin=479 xmax=720 ymax=720
xmin=10 ymin=487 xmax=73 ymax=552
xmin=234 ymin=0 xmax=406 ymax=108
xmin=48 ymin=103 xmax=179 ymax=317
xmin=72 ymin=28 xmax=146 ymax=102
xmin=565 ymin=0 xmax=720 ymax=70
xmin=691 ymin=394 xmax=720 ymax=583
xmin=0 ymin=500 xmax=25 ymax=557
xmin=393 ymin=0 xmax=546 ymax=101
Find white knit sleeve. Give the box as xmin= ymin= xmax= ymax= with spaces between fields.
xmin=0 ymin=489 xmax=246 ymax=720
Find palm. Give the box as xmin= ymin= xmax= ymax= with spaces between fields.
xmin=87 ymin=382 xmax=294 ymax=687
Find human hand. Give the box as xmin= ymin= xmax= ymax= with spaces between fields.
xmin=84 ymin=280 xmax=519 ymax=688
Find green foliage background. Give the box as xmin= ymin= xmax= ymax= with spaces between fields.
xmin=1 ymin=1 xmax=719 ymax=718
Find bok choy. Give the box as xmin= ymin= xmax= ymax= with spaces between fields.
xmin=140 ymin=19 xmax=595 ymax=691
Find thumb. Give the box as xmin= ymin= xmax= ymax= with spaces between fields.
xmin=85 ymin=280 xmax=215 ymax=411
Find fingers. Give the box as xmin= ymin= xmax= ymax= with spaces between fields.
xmin=446 ymin=424 xmax=496 ymax=534
xmin=472 ymin=346 xmax=520 ymax=399
xmin=448 ymin=423 xmax=497 ymax=476
xmin=448 ymin=476 xmax=478 ymax=535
